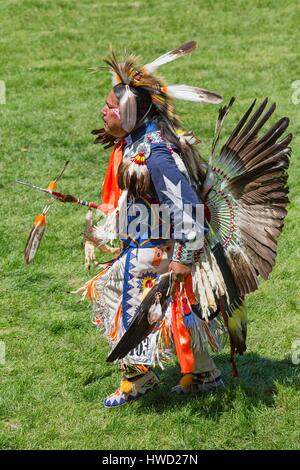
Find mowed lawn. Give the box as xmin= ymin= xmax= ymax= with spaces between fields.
xmin=0 ymin=0 xmax=299 ymax=450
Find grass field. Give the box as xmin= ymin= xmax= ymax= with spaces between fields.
xmin=0 ymin=0 xmax=299 ymax=450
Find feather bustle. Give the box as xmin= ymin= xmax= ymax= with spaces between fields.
xmin=203 ymin=98 xmax=291 ymax=297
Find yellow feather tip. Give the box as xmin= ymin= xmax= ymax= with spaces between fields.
xmin=234 ymin=306 xmax=247 ymax=322
xmin=179 ymin=374 xmax=194 ymax=389
xmin=120 ymin=379 xmax=133 ymax=394
xmin=47 ymin=180 xmax=57 ymax=190
xmin=228 ymin=316 xmax=241 ymax=331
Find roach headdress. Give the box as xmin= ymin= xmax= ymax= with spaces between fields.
xmin=95 ymin=41 xmax=223 ymax=140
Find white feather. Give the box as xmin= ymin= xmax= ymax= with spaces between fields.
xmin=111 ymin=71 xmax=119 ymax=87
xmin=119 ymin=85 xmax=137 ymax=133
xmin=148 ymin=302 xmax=162 ymax=325
xmin=167 ymin=84 xmax=223 ymax=104
xmin=143 ymin=41 xmax=197 ymax=74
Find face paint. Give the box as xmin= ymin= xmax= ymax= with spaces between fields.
xmin=101 ymin=90 xmax=127 ymax=138
xmin=112 ymin=108 xmax=120 ymax=119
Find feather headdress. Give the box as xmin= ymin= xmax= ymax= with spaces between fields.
xmin=94 ymin=41 xmax=223 ymax=139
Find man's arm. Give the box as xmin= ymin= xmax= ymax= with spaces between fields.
xmin=146 ymin=143 xmax=207 ymax=279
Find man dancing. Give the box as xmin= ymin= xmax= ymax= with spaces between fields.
xmin=82 ymin=41 xmax=291 ymax=408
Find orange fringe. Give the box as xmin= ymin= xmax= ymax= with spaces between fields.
xmin=171 ymin=281 xmax=195 ymax=374
xmin=109 ymin=304 xmax=122 ymax=341
xmin=184 ymin=274 xmax=196 ymax=305
xmin=161 ymin=317 xmax=169 ymax=349
xmin=86 ymin=268 xmax=109 ymax=302
xmin=135 ymin=364 xmax=149 ymax=374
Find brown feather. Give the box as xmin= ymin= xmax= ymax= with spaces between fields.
xmin=24 ymin=223 xmax=46 ymax=264
xmin=118 ymin=159 xmax=150 ymax=198
xmin=224 ymin=247 xmax=259 ymax=296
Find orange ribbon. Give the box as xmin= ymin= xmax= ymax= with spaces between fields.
xmin=100 ymin=141 xmax=123 ymax=215
xmin=171 ymin=275 xmax=195 ymax=374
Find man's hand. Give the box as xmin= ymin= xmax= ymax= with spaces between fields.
xmin=169 ymin=261 xmax=191 ymax=282
xmin=85 ymin=240 xmax=96 ymax=271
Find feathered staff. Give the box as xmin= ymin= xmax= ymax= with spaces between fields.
xmin=16 ymin=180 xmax=101 ymax=210
xmin=17 ymin=161 xmax=119 ymax=265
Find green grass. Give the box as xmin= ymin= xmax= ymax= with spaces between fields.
xmin=0 ymin=0 xmax=299 ymax=450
